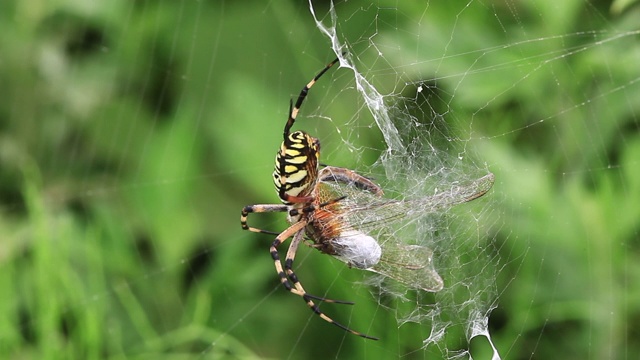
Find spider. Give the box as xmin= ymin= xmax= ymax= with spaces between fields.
xmin=240 ymin=55 xmax=383 ymax=340
xmin=240 ymin=55 xmax=496 ymax=340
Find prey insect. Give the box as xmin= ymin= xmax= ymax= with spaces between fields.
xmin=310 ymin=171 xmax=495 ymax=293
xmin=240 ymin=54 xmax=494 ymax=340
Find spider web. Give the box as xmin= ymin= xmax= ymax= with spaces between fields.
xmin=302 ymin=2 xmax=502 ymax=357
xmin=296 ymin=2 xmax=640 ymax=358
xmin=2 ymin=0 xmax=640 ymax=359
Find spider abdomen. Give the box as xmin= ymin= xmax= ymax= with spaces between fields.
xmin=273 ymin=130 xmax=320 ymax=204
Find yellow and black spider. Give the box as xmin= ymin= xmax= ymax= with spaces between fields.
xmin=241 ymin=55 xmax=383 ymax=340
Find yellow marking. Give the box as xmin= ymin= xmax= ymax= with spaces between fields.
xmin=284 ymin=165 xmax=298 ymax=174
xmin=287 ymin=155 xmax=307 ymax=164
xmin=289 ymin=142 xmax=305 ymax=149
xmin=291 ymin=108 xmax=300 ymax=118
xmin=286 ymin=184 xmax=306 ymax=196
xmin=286 ymin=169 xmax=307 ymax=183
xmin=285 ymin=148 xmax=302 ymax=156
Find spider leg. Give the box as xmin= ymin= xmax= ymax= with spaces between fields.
xmin=284 ymin=231 xmax=353 ymax=305
xmin=241 ymin=204 xmax=289 ymax=235
xmin=318 ymin=166 xmax=384 ymax=196
xmin=281 ymin=230 xmax=378 ymax=340
xmin=287 ymin=195 xmax=348 ymax=219
xmin=283 ymin=56 xmax=342 ymax=137
xmin=270 ymin=220 xmax=351 ymax=304
xmin=244 ymin=205 xmax=349 ymax=304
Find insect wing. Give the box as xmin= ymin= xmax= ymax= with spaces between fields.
xmin=318 ymin=173 xmax=495 ymax=235
xmin=316 ymin=172 xmax=494 ymax=292
xmin=369 ymin=242 xmax=444 ymax=292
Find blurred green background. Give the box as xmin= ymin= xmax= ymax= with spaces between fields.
xmin=2 ymin=0 xmax=640 ymax=359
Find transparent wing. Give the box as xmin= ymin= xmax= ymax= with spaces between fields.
xmin=370 ymin=242 xmax=444 ymax=292
xmin=316 ymin=172 xmax=494 ymax=292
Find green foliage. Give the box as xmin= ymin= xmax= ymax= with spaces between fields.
xmin=1 ymin=1 xmax=639 ymax=359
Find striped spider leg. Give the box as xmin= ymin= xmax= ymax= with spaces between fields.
xmin=241 ymin=169 xmax=381 ymax=340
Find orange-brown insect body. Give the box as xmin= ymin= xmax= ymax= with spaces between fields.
xmin=305 ymin=198 xmax=344 ymax=256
